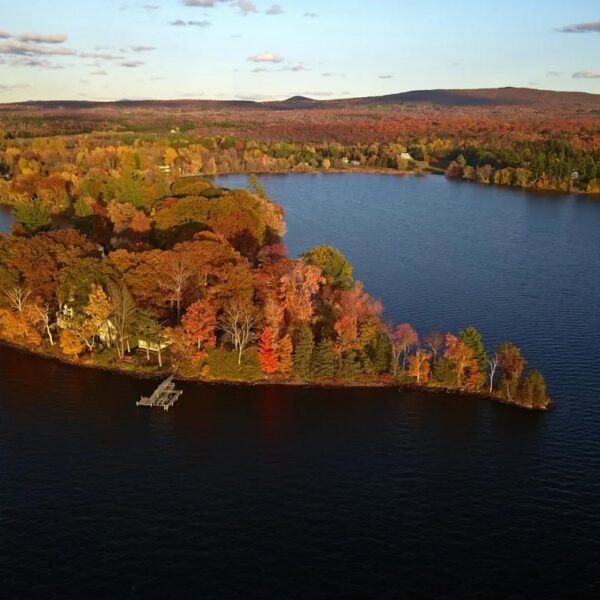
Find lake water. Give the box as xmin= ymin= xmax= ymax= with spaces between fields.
xmin=2 ymin=174 xmax=599 ymax=598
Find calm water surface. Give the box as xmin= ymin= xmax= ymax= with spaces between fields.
xmin=1 ymin=174 xmax=599 ymax=598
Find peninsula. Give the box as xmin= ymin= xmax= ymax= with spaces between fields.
xmin=0 ymin=135 xmax=551 ymax=410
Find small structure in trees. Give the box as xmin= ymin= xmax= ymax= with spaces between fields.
xmin=56 ymin=303 xmax=116 ymax=345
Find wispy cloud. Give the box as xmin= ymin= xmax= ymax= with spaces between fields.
xmin=16 ymin=32 xmax=67 ymax=44
xmin=0 ymin=83 xmax=30 ymax=93
xmin=378 ymin=74 xmax=393 ymax=79
xmin=130 ymin=45 xmax=156 ymax=52
xmin=9 ymin=57 xmax=64 ymax=69
xmin=183 ymin=0 xmax=256 ymax=15
xmin=90 ymin=69 xmax=107 ymax=75
xmin=301 ymin=91 xmax=334 ymax=97
xmin=556 ymin=21 xmax=600 ymax=33
xmin=266 ymin=4 xmax=283 ymax=14
xmin=0 ymin=31 xmax=11 ymax=39
xmin=120 ymin=60 xmax=144 ymax=67
xmin=80 ymin=51 xmax=124 ymax=60
xmin=572 ymin=70 xmax=600 ymax=78
xmin=252 ymin=62 xmax=310 ymax=74
xmin=546 ymin=70 xmax=560 ymax=77
xmin=183 ymin=0 xmax=226 ymax=6
xmin=282 ymin=62 xmax=309 ymax=72
xmin=236 ymin=0 xmax=257 ymax=14
xmin=322 ymin=72 xmax=346 ymax=78
xmin=143 ymin=3 xmax=160 ymax=9
xmin=304 ymin=12 xmax=318 ymax=18
xmin=235 ymin=93 xmax=279 ymax=101
xmin=169 ymin=19 xmax=211 ymax=26
xmin=247 ymin=51 xmax=283 ymax=63
xmin=0 ymin=40 xmax=75 ymax=56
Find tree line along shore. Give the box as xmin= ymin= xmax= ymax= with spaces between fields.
xmin=0 ymin=136 xmax=553 ymax=410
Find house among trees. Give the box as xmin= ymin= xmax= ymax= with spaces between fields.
xmin=56 ymin=303 xmax=117 ymax=345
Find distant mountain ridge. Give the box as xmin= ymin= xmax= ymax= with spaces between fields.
xmin=2 ymin=87 xmax=599 ymax=111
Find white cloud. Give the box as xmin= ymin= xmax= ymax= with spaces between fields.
xmin=247 ymin=51 xmax=283 ymax=63
xmin=130 ymin=45 xmax=156 ymax=52
xmin=90 ymin=69 xmax=107 ymax=75
xmin=266 ymin=4 xmax=283 ymax=14
xmin=572 ymin=70 xmax=600 ymax=78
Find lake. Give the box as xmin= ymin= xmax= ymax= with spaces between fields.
xmin=2 ymin=174 xmax=599 ymax=598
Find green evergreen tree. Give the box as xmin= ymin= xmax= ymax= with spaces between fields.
xmin=519 ymin=370 xmax=550 ymax=409
xmin=248 ymin=173 xmax=267 ymax=199
xmin=293 ymin=323 xmax=314 ymax=378
xmin=310 ymin=339 xmax=337 ymax=379
xmin=433 ymin=357 xmax=455 ymax=387
xmin=340 ymin=350 xmax=363 ymax=380
xmin=459 ymin=326 xmax=488 ymax=373
xmin=360 ymin=355 xmax=376 ymax=375
xmin=373 ymin=332 xmax=393 ymax=373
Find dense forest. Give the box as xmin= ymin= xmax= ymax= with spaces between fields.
xmin=1 ymin=89 xmax=599 ymax=193
xmin=0 ymin=134 xmax=552 ymax=409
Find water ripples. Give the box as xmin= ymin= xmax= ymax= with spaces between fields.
xmin=3 ymin=174 xmax=600 ymax=597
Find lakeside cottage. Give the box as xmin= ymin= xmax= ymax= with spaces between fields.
xmin=56 ymin=303 xmax=116 ymax=345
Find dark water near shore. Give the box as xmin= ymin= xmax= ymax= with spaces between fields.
xmin=2 ymin=174 xmax=600 ymax=597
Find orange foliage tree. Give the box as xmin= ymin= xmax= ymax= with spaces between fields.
xmin=181 ymin=299 xmax=217 ymax=355
xmin=258 ymin=326 xmax=279 ymax=374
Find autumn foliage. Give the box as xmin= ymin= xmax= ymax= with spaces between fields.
xmin=0 ymin=126 xmax=553 ymax=409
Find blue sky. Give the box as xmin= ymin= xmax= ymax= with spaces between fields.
xmin=0 ymin=0 xmax=599 ymax=102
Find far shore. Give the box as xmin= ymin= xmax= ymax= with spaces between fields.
xmin=0 ymin=339 xmax=553 ymax=412
xmin=210 ymin=166 xmax=600 ymax=195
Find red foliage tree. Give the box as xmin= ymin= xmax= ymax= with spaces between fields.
xmin=181 ymin=299 xmax=217 ymax=352
xmin=258 ymin=326 xmax=278 ymax=374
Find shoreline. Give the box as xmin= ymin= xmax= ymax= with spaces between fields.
xmin=0 ymin=339 xmax=553 ymax=412
xmin=211 ymin=167 xmax=599 ymax=196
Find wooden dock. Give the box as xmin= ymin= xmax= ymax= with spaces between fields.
xmin=136 ymin=375 xmax=182 ymax=411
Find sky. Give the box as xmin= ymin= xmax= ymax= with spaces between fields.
xmin=0 ymin=0 xmax=599 ymax=102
